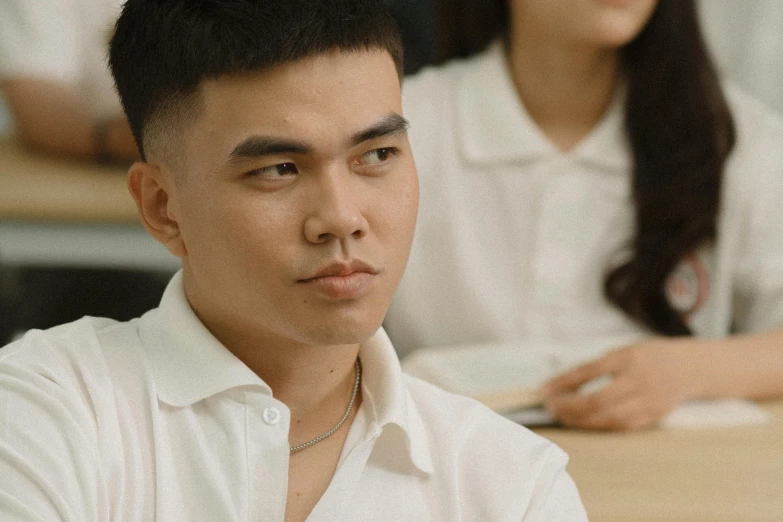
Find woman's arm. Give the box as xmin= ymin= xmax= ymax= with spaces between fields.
xmin=1 ymin=77 xmax=138 ymax=163
xmin=541 ymin=328 xmax=783 ymax=431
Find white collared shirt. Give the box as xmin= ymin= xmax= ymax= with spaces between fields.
xmin=386 ymin=41 xmax=783 ymax=364
xmin=0 ymin=272 xmax=586 ymax=521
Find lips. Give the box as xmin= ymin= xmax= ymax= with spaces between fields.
xmin=299 ymin=259 xmax=378 ymax=299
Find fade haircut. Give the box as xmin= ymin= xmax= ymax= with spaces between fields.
xmin=108 ymin=0 xmax=404 ymax=163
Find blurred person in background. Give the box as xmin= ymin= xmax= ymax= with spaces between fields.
xmin=0 ymin=0 xmax=167 ymax=344
xmin=386 ymin=0 xmax=783 ymax=430
xmin=0 ymin=0 xmax=136 ymax=161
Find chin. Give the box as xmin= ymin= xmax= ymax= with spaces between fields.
xmin=592 ymin=12 xmax=651 ymax=47
xmin=596 ymin=27 xmax=645 ymax=48
xmin=297 ymin=315 xmax=384 ymax=347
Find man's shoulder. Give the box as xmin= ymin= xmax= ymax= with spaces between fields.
xmin=401 ymin=374 xmax=577 ymax=518
xmin=0 ymin=316 xmax=148 ymax=402
xmin=0 ymin=316 xmax=157 ymax=518
xmin=3 ymin=316 xmax=111 ymax=360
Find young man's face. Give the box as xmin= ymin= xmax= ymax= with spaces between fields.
xmin=165 ymin=50 xmax=418 ymax=347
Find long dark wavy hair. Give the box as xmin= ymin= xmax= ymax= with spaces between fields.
xmin=433 ymin=0 xmax=736 ymax=336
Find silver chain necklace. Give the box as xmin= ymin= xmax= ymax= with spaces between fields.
xmin=290 ymin=357 xmax=362 ymax=453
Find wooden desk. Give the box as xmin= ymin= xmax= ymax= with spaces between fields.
xmin=535 ymin=401 xmax=783 ymax=522
xmin=0 ymin=138 xmax=135 ymax=222
xmin=0 ymin=139 xmax=179 ymax=270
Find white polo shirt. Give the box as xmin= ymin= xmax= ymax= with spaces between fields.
xmin=386 ymin=41 xmax=783 ymax=363
xmin=0 ymin=0 xmax=124 ymax=120
xmin=0 ymin=272 xmax=586 ymax=521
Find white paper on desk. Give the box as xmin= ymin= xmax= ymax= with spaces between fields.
xmin=402 ymin=345 xmax=558 ymax=426
xmin=661 ymin=399 xmax=771 ymax=428
xmin=504 ymin=407 xmax=557 ymax=426
xmin=503 ymin=400 xmax=772 ymax=428
xmin=400 ymin=340 xmax=626 ymax=427
xmin=400 ymin=335 xmax=644 ymax=400
xmin=401 ymin=343 xmax=557 ymax=398
xmin=401 ymin=341 xmax=772 ymax=428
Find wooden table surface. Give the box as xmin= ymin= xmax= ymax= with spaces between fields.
xmin=0 ymin=138 xmax=179 ymax=270
xmin=0 ymin=138 xmax=138 ymax=222
xmin=536 ymin=400 xmax=783 ymax=522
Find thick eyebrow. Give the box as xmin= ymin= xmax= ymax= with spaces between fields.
xmin=349 ymin=113 xmax=409 ymax=147
xmin=227 ymin=113 xmax=409 ymax=165
xmin=228 ymin=137 xmax=311 ymax=164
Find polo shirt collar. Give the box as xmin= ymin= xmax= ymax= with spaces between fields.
xmin=138 ymin=271 xmax=433 ymax=474
xmin=456 ymin=40 xmax=631 ymax=172
xmin=138 ymin=271 xmax=267 ymax=407
xmin=359 ymin=328 xmax=435 ymax=474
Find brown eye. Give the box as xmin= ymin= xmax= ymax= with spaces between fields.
xmin=360 ymin=147 xmax=398 ymax=165
xmin=248 ymin=162 xmax=299 ymax=178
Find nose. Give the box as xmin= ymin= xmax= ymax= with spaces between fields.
xmin=303 ymin=169 xmax=369 ymax=244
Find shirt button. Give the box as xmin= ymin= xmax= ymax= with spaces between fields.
xmin=263 ymin=407 xmax=281 ymax=425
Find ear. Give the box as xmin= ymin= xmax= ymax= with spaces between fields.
xmin=127 ymin=163 xmax=187 ymax=258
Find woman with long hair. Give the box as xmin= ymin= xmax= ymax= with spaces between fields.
xmin=386 ymin=0 xmax=783 ymax=430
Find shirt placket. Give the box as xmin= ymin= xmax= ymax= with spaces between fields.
xmin=306 ymin=425 xmax=381 ymax=521
xmin=245 ymin=391 xmax=291 ymax=522
xmin=527 ymin=157 xmax=575 ymax=338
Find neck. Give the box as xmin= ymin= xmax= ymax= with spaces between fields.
xmin=218 ymin=321 xmax=362 ymax=446
xmin=508 ymin=16 xmax=620 ymax=151
xmin=183 ymin=280 xmax=361 ymax=446
xmin=245 ymin=341 xmax=360 ymax=449
xmin=231 ymin=333 xmax=359 ymax=411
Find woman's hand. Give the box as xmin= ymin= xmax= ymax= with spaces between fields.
xmin=541 ymin=338 xmax=709 ymax=431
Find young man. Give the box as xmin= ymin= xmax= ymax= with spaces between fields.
xmin=0 ymin=1 xmax=586 ymax=520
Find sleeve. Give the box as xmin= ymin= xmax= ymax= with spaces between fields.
xmin=521 ymin=447 xmax=588 ymax=522
xmin=0 ymin=358 xmax=106 ymax=521
xmin=730 ymin=107 xmax=783 ymax=333
xmin=0 ymin=0 xmax=82 ymax=83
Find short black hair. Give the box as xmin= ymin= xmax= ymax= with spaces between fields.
xmin=108 ymin=0 xmax=404 ymax=161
